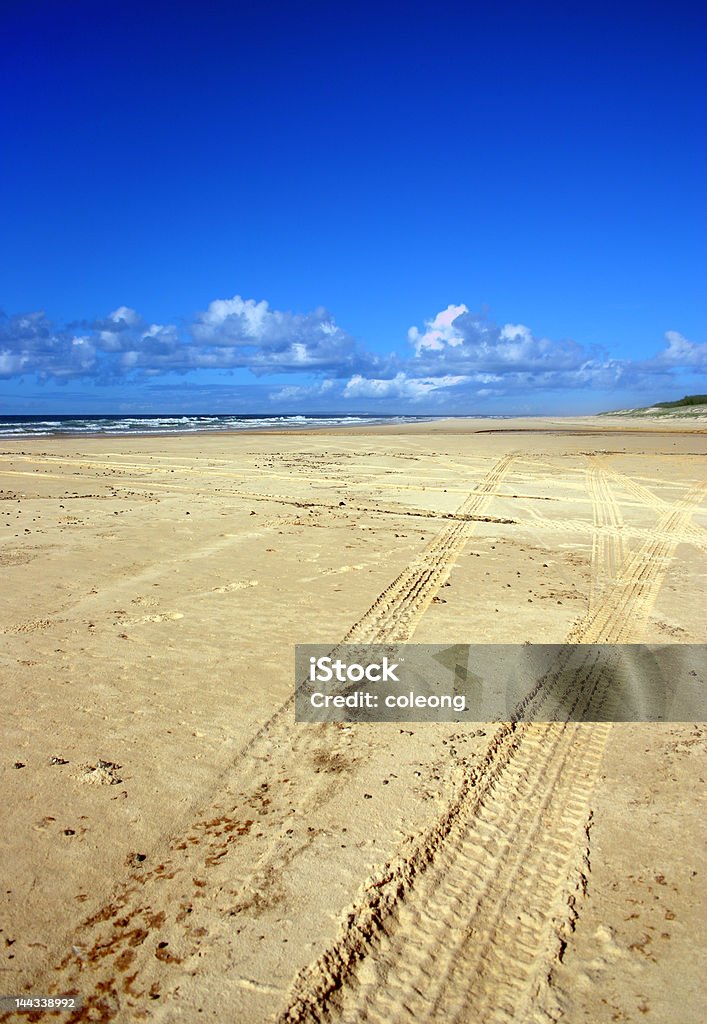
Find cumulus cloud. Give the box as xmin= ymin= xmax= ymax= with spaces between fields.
xmin=0 ymin=297 xmax=704 ymax=411
xmin=190 ymin=295 xmax=360 ymax=375
xmin=658 ymin=330 xmax=707 ymax=369
xmin=270 ymin=380 xmax=335 ymax=402
xmin=336 ymin=305 xmax=597 ymax=401
xmin=344 ymin=372 xmax=469 ymax=401
xmin=408 ymin=304 xmax=468 ymax=352
xmin=339 ymin=307 xmax=705 ymax=404
xmin=412 ymin=309 xmax=706 ymax=390
xmin=0 ymin=311 xmax=98 ymax=380
xmin=0 ymin=296 xmax=362 ymax=381
xmin=192 ymin=296 xmax=271 ymax=345
xmin=407 ymin=306 xmax=588 ymax=374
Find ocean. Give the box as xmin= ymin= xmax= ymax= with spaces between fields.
xmin=0 ymin=413 xmax=435 ymax=439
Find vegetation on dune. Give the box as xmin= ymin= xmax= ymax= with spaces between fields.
xmin=600 ymin=394 xmax=707 ymax=416
xmin=654 ymin=394 xmax=707 ymax=408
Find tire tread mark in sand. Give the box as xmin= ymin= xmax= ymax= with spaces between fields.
xmin=348 ymin=725 xmax=611 ymax=1024
xmin=568 ymin=479 xmax=707 ymax=643
xmin=277 ymin=649 xmax=617 ymax=1024
xmin=344 ymin=453 xmax=517 ymax=643
xmin=214 ymin=453 xmax=517 ymax=923
xmin=586 ymin=461 xmax=626 ymax=614
xmin=275 ymin=482 xmax=706 ymax=1024
xmin=1 ymin=456 xmax=517 ymax=1023
xmin=522 ymin=512 xmax=703 ymax=550
xmin=599 ymin=462 xmax=707 ymax=552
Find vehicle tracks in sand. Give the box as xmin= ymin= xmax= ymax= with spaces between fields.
xmin=9 ymin=460 xmax=703 ymax=1024
xmin=277 ymin=651 xmax=618 ymax=1024
xmin=275 ymin=477 xmax=705 ymax=1024
xmin=4 ymin=456 xmax=518 ymax=1023
xmin=586 ymin=460 xmax=627 ymax=614
xmin=597 ymin=462 xmax=707 ymax=552
xmin=344 ymin=453 xmax=517 ymax=644
xmin=567 ymin=478 xmax=707 ymax=643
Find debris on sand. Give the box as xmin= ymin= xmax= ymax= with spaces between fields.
xmin=80 ymin=759 xmax=123 ymax=786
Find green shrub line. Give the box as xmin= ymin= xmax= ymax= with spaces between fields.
xmin=600 ymin=394 xmax=707 ymax=415
xmin=654 ymin=394 xmax=707 ymax=409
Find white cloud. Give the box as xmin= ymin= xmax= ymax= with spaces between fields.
xmin=189 ymin=294 xmax=360 ymax=374
xmin=344 ymin=372 xmax=468 ymax=401
xmin=499 ymin=323 xmax=533 ymax=342
xmin=659 ymin=330 xmax=707 ymax=368
xmin=408 ymin=305 xmax=583 ymax=373
xmin=0 ymin=296 xmax=363 ymax=381
xmin=0 ymin=299 xmax=704 ymax=410
xmin=400 ymin=303 xmax=705 ymax=406
xmin=408 ymin=303 xmax=469 ymax=352
xmin=108 ymin=306 xmax=141 ymax=326
xmin=270 ymin=379 xmax=335 ymax=402
xmin=192 ymin=296 xmax=270 ymax=344
xmin=0 ymin=350 xmax=28 ymax=375
xmin=0 ymin=311 xmax=100 ymax=380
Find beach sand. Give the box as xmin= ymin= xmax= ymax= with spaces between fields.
xmin=1 ymin=416 xmax=705 ymax=1022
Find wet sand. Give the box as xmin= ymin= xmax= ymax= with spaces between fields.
xmin=1 ymin=416 xmax=705 ymax=1022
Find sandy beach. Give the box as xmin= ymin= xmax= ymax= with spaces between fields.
xmin=1 ymin=416 xmax=705 ymax=1023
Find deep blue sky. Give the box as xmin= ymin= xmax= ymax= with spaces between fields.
xmin=1 ymin=0 xmax=705 ymax=414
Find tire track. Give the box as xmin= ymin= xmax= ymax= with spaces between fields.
xmin=568 ymin=479 xmax=707 ymax=643
xmin=3 ymin=455 xmax=518 ymax=1023
xmin=15 ymin=458 xmax=701 ymax=1024
xmin=600 ymin=463 xmax=672 ymax=512
xmin=586 ymin=461 xmax=627 ymax=614
xmin=277 ymin=650 xmax=617 ymax=1024
xmin=337 ymin=726 xmax=609 ymax=1024
xmin=275 ymin=478 xmax=706 ymax=1024
xmin=523 ymin=509 xmax=702 ymax=546
xmin=345 ymin=453 xmax=517 ymax=643
xmin=599 ymin=462 xmax=707 ymax=552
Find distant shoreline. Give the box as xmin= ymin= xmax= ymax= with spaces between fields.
xmin=1 ymin=413 xmax=705 ymax=444
xmin=0 ymin=412 xmax=440 ymax=440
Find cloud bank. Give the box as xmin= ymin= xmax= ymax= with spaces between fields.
xmin=1 ymin=296 xmax=705 ymax=410
xmin=0 ymin=297 xmax=363 ymax=381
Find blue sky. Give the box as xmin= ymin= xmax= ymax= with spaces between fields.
xmin=1 ymin=0 xmax=705 ymax=415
